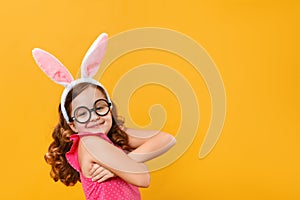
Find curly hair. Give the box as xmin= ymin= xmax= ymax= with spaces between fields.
xmin=44 ymin=82 xmax=132 ymax=186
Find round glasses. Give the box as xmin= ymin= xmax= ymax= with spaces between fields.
xmin=71 ymin=99 xmax=112 ymax=124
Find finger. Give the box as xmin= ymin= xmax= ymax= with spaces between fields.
xmin=89 ymin=163 xmax=99 ymax=175
xmin=97 ymin=173 xmax=114 ymax=183
xmin=91 ymin=166 xmax=105 ymax=177
xmin=91 ymin=173 xmax=105 ymax=182
xmin=91 ymin=168 xmax=110 ymax=181
xmin=92 ymin=170 xmax=113 ymax=182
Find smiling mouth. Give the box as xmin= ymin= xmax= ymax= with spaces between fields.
xmin=88 ymin=121 xmax=105 ymax=128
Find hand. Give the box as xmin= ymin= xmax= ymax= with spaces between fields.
xmin=89 ymin=163 xmax=116 ymax=182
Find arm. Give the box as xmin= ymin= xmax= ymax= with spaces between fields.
xmin=78 ymin=135 xmax=150 ymax=188
xmin=126 ymin=128 xmax=176 ymax=163
xmin=87 ymin=129 xmax=176 ymax=182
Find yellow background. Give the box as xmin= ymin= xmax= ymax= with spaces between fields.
xmin=0 ymin=0 xmax=299 ymax=199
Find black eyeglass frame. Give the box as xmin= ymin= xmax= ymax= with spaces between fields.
xmin=70 ymin=99 xmax=112 ymax=124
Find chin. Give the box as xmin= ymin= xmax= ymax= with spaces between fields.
xmin=90 ymin=127 xmax=109 ymax=134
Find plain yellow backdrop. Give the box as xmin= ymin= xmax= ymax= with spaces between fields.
xmin=0 ymin=0 xmax=299 ymax=199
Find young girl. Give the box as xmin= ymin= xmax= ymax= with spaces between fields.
xmin=33 ymin=33 xmax=176 ymax=200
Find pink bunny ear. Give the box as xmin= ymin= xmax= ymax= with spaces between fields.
xmin=80 ymin=33 xmax=108 ymax=78
xmin=32 ymin=48 xmax=74 ymax=87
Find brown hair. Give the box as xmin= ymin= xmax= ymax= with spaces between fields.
xmin=44 ymin=82 xmax=132 ymax=186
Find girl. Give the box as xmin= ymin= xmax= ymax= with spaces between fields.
xmin=33 ymin=33 xmax=176 ymax=200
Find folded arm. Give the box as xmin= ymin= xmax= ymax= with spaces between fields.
xmin=78 ymin=135 xmax=150 ymax=187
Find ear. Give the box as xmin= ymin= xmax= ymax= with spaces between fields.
xmin=32 ymin=48 xmax=74 ymax=87
xmin=68 ymin=122 xmax=78 ymax=133
xmin=80 ymin=33 xmax=108 ymax=78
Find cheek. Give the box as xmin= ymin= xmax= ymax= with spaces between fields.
xmin=76 ymin=123 xmax=87 ymax=131
xmin=105 ymin=113 xmax=113 ymax=127
xmin=106 ymin=115 xmax=113 ymax=126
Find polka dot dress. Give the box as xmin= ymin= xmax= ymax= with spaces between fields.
xmin=66 ymin=134 xmax=141 ymax=200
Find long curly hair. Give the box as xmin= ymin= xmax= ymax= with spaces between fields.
xmin=44 ymin=82 xmax=132 ymax=186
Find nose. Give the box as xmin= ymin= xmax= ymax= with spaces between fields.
xmin=90 ymin=110 xmax=100 ymax=121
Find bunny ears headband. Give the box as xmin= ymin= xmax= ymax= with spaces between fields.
xmin=32 ymin=33 xmax=112 ymax=123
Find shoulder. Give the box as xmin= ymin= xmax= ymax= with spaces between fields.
xmin=78 ymin=135 xmax=108 ymax=161
xmin=77 ymin=135 xmax=107 ymax=174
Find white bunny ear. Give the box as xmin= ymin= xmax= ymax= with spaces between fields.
xmin=80 ymin=33 xmax=108 ymax=78
xmin=32 ymin=48 xmax=74 ymax=87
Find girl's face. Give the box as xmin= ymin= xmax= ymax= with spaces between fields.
xmin=69 ymin=86 xmax=113 ymax=134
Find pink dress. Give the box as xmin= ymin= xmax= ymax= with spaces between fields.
xmin=66 ymin=133 xmax=141 ymax=200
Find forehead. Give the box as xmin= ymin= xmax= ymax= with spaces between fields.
xmin=71 ymin=86 xmax=106 ymax=108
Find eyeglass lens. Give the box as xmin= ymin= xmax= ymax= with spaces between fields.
xmin=73 ymin=99 xmax=111 ymax=123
